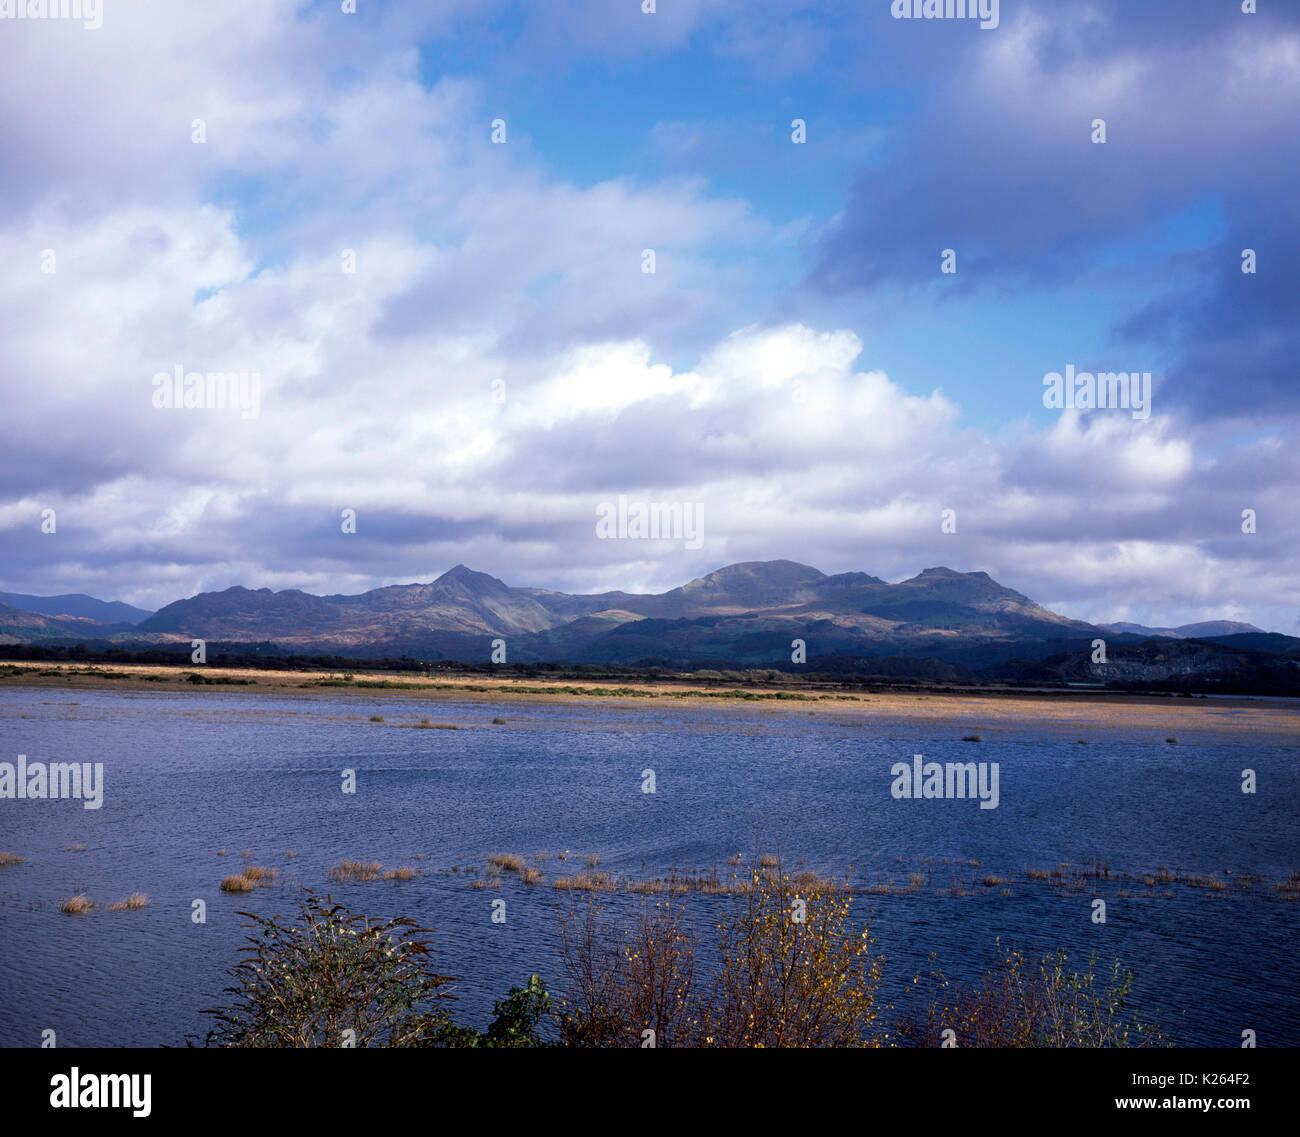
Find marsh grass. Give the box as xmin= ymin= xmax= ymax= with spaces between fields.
xmin=383 ymin=866 xmax=418 ymax=881
xmin=553 ymin=871 xmax=617 ymax=892
xmin=222 ymin=864 xmax=277 ymax=891
xmin=109 ymin=892 xmax=149 ymax=911
xmin=328 ymin=859 xmax=383 ymax=883
xmin=60 ymin=894 xmax=94 ymax=914
xmin=488 ymin=853 xmax=525 ymax=873
xmin=0 ymin=851 xmax=23 ymax=866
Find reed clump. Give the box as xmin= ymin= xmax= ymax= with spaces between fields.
xmin=488 ymin=853 xmax=525 ymax=873
xmin=328 ymin=859 xmax=383 ymax=883
xmin=222 ymin=865 xmax=276 ymax=891
xmin=553 ymin=871 xmax=617 ymax=892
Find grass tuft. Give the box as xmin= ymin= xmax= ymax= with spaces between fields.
xmin=328 ymin=859 xmax=383 ymax=882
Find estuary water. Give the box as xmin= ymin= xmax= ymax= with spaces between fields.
xmin=0 ymin=685 xmax=1296 ymax=1047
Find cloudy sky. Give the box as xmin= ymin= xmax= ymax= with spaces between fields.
xmin=1 ymin=0 xmax=1296 ymax=632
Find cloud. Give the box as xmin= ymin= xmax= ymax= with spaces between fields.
xmin=0 ymin=0 xmax=1295 ymax=636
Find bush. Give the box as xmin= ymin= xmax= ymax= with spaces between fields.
xmin=557 ymin=851 xmax=881 ymax=1048
xmin=557 ymin=900 xmax=698 ymax=1048
xmin=200 ymin=892 xmax=459 ymax=1047
xmin=894 ymin=943 xmax=1168 ymax=1048
xmin=703 ymin=855 xmax=881 ymax=1047
xmin=200 ymin=892 xmax=554 ymax=1048
xmin=434 ymin=975 xmax=554 ymax=1048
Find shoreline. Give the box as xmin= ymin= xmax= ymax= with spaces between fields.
xmin=4 ymin=659 xmax=1299 ymax=739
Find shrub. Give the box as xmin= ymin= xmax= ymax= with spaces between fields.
xmin=701 ymin=855 xmax=881 ymax=1048
xmin=434 ymin=975 xmax=554 ymax=1048
xmin=558 ymin=900 xmax=699 ymax=1048
xmin=200 ymin=892 xmax=460 ymax=1048
xmin=894 ymin=944 xmax=1168 ymax=1048
xmin=556 ymin=850 xmax=880 ymax=1049
xmin=200 ymin=892 xmax=552 ymax=1048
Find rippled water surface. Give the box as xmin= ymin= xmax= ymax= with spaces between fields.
xmin=1 ymin=686 xmax=1296 ymax=1047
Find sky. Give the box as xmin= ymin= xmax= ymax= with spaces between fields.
xmin=0 ymin=0 xmax=1296 ymax=633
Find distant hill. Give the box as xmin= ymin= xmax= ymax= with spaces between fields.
xmin=1201 ymin=631 xmax=1300 ymax=656
xmin=0 ymin=591 xmax=153 ymax=625
xmin=1105 ymin=619 xmax=1263 ymax=639
xmin=0 ymin=601 xmax=126 ymax=642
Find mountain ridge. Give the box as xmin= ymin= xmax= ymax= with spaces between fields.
xmin=120 ymin=559 xmax=1104 ymax=664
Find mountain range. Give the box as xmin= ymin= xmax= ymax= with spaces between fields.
xmin=0 ymin=591 xmax=153 ymax=625
xmin=1 ymin=561 xmax=1290 ymax=684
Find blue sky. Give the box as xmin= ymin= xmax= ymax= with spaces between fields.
xmin=0 ymin=0 xmax=1296 ymax=632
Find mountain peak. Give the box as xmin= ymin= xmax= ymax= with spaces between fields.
xmin=695 ymin=560 xmax=826 ymax=585
xmin=433 ymin=564 xmax=514 ymax=595
xmin=436 ymin=563 xmax=487 ymax=584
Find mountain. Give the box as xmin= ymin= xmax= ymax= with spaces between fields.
xmin=0 ymin=601 xmax=125 ymax=642
xmin=121 ymin=559 xmax=1102 ymax=666
xmin=0 ymin=591 xmax=153 ymax=625
xmin=6 ymin=561 xmax=1294 ymax=690
xmin=136 ymin=564 xmax=560 ymax=645
xmin=1104 ymin=619 xmax=1263 ymax=639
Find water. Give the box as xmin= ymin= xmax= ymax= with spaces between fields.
xmin=1 ymin=686 xmax=1296 ymax=1047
